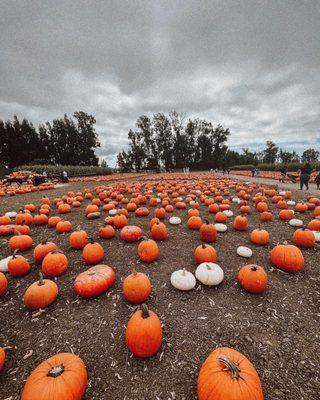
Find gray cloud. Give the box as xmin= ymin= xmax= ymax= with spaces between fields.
xmin=0 ymin=0 xmax=320 ymax=166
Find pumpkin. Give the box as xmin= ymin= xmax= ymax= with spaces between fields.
xmin=120 ymin=225 xmax=143 ymax=242
xmin=295 ymin=202 xmax=308 ymax=213
xmin=137 ymin=238 xmax=159 ymax=263
xmin=279 ymin=209 xmax=294 ymax=220
xmin=233 ymin=215 xmax=248 ymax=231
xmin=85 ymin=204 xmax=99 ymax=215
xmin=237 ymin=264 xmax=267 ymax=293
xmin=9 ymin=234 xmax=33 ymax=252
xmin=113 ymin=214 xmax=127 ymax=229
xmin=249 ymin=227 xmax=270 ymax=245
xmin=21 ymin=352 xmax=87 ymax=400
xmin=236 ymin=246 xmax=253 ymax=258
xmin=195 ymin=262 xmax=224 ymax=286
xmin=270 ymin=243 xmax=304 ymax=272
xmin=0 ymin=215 xmax=11 ymax=225
xmin=215 ymin=212 xmax=228 ymax=223
xmin=151 ymin=222 xmax=168 ymax=241
xmin=23 ymin=273 xmax=58 ymax=310
xmin=289 ymin=218 xmax=303 ymax=227
xmin=154 ymin=207 xmax=166 ymax=219
xmin=200 ymin=220 xmax=217 ymax=242
xmin=260 ymin=211 xmax=273 ymax=222
xmin=0 ymin=272 xmax=8 ymax=297
xmin=0 ymin=347 xmax=5 ymax=371
xmin=214 ymin=223 xmax=227 ymax=233
xmin=292 ymin=228 xmax=315 ymax=248
xmin=125 ymin=304 xmax=162 ymax=358
xmin=8 ymin=250 xmax=30 ymax=277
xmin=56 ymin=221 xmax=72 ymax=233
xmin=194 ymin=244 xmax=217 ymax=264
xmin=99 ymin=225 xmax=116 ymax=240
xmin=69 ymin=230 xmax=89 ymax=249
xmin=169 ymin=216 xmax=181 ymax=225
xmin=74 ymin=264 xmax=115 ymax=298
xmin=171 ymin=268 xmax=196 ymax=291
xmin=58 ymin=203 xmax=71 ymax=214
xmin=82 ymin=239 xmax=105 ymax=264
xmin=48 ymin=216 xmax=62 ymax=228
xmin=123 ymin=269 xmax=151 ymax=303
xmin=34 ymin=241 xmax=58 ymax=263
xmin=33 ymin=214 xmax=48 ymax=226
xmin=187 ymin=216 xmax=203 ymax=230
xmin=198 ymin=347 xmax=263 ymax=400
xmin=42 ymin=251 xmax=68 ymax=277
xmin=307 ymin=219 xmax=320 ymax=231
xmin=0 ymin=250 xmax=13 ymax=272
xmin=16 ymin=211 xmax=33 ymax=226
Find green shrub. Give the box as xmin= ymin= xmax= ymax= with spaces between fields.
xmin=14 ymin=165 xmax=112 ymax=177
xmin=230 ymin=164 xmax=255 ymax=171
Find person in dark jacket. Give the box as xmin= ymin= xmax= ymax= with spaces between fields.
xmin=299 ymin=163 xmax=312 ymax=190
xmin=315 ymin=169 xmax=320 ymax=190
xmin=280 ymin=165 xmax=287 ymax=183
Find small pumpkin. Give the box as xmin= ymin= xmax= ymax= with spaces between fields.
xmin=250 ymin=227 xmax=270 ymax=245
xmin=238 ymin=264 xmax=267 ymax=293
xmin=198 ymin=347 xmax=263 ymax=400
xmin=123 ymin=269 xmax=151 ymax=303
xmin=34 ymin=241 xmax=58 ymax=263
xmin=233 ymin=215 xmax=248 ymax=231
xmin=292 ymin=227 xmax=315 ymax=248
xmin=125 ymin=304 xmax=162 ymax=358
xmin=69 ymin=230 xmax=89 ymax=249
xmin=42 ymin=251 xmax=68 ymax=277
xmin=113 ymin=214 xmax=127 ymax=229
xmin=8 ymin=250 xmax=31 ymax=277
xmin=151 ymin=222 xmax=168 ymax=241
xmin=236 ymin=246 xmax=253 ymax=258
xmin=289 ymin=218 xmax=303 ymax=227
xmin=187 ymin=216 xmax=203 ymax=230
xmin=194 ymin=244 xmax=217 ymax=264
xmin=74 ymin=264 xmax=115 ymax=298
xmin=56 ymin=220 xmax=73 ymax=233
xmin=169 ymin=216 xmax=181 ymax=225
xmin=23 ymin=273 xmax=58 ymax=310
xmin=82 ymin=239 xmax=105 ymax=264
xmin=170 ymin=268 xmax=196 ymax=291
xmin=21 ymin=352 xmax=87 ymax=400
xmin=195 ymin=262 xmax=224 ymax=286
xmin=214 ymin=223 xmax=227 ymax=233
xmin=99 ymin=225 xmax=116 ymax=240
xmin=120 ymin=225 xmax=143 ymax=242
xmin=137 ymin=238 xmax=159 ymax=263
xmin=200 ymin=220 xmax=217 ymax=242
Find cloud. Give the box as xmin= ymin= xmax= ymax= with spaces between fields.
xmin=0 ymin=0 xmax=319 ymax=166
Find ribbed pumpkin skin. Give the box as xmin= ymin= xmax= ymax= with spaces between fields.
xmin=126 ymin=307 xmax=162 ymax=357
xmin=198 ymin=347 xmax=263 ymax=400
xmin=74 ymin=265 xmax=115 ymax=298
xmin=123 ymin=271 xmax=151 ymax=303
xmin=23 ymin=278 xmax=58 ymax=310
xmin=270 ymin=244 xmax=304 ymax=272
xmin=0 ymin=272 xmax=8 ymax=297
xmin=120 ymin=225 xmax=143 ymax=242
xmin=0 ymin=347 xmax=5 ymax=371
xmin=21 ymin=353 xmax=87 ymax=400
xmin=34 ymin=242 xmax=58 ymax=263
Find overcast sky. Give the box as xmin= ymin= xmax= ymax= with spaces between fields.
xmin=1 ymin=0 xmax=319 ymax=166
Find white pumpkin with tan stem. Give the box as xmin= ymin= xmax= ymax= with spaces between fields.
xmin=195 ymin=263 xmax=224 ymax=286
xmin=215 ymin=223 xmax=227 ymax=233
xmin=170 ymin=268 xmax=196 ymax=291
xmin=237 ymin=246 xmax=253 ymax=258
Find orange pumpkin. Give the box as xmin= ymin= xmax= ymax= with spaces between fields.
xmin=74 ymin=264 xmax=115 ymax=298
xmin=56 ymin=220 xmax=72 ymax=233
xmin=69 ymin=230 xmax=89 ymax=249
xmin=270 ymin=243 xmax=304 ymax=272
xmin=137 ymin=238 xmax=159 ymax=263
xmin=0 ymin=347 xmax=5 ymax=371
xmin=198 ymin=347 xmax=263 ymax=400
xmin=21 ymin=352 xmax=87 ymax=400
xmin=0 ymin=272 xmax=8 ymax=297
xmin=125 ymin=304 xmax=162 ymax=358
xmin=250 ymin=227 xmax=270 ymax=245
xmin=23 ymin=273 xmax=58 ymax=310
xmin=238 ymin=264 xmax=267 ymax=293
xmin=200 ymin=220 xmax=217 ymax=242
xmin=233 ymin=215 xmax=248 ymax=231
xmin=99 ymin=225 xmax=116 ymax=240
xmin=8 ymin=250 xmax=31 ymax=277
xmin=123 ymin=269 xmax=151 ymax=303
xmin=9 ymin=234 xmax=33 ymax=252
xmin=34 ymin=241 xmax=58 ymax=263
xmin=82 ymin=239 xmax=105 ymax=264
xmin=194 ymin=244 xmax=217 ymax=264
xmin=187 ymin=216 xmax=203 ymax=230
xmin=42 ymin=251 xmax=68 ymax=277
xmin=292 ymin=228 xmax=315 ymax=248
xmin=151 ymin=222 xmax=168 ymax=240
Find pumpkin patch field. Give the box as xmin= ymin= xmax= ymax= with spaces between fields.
xmin=0 ymin=172 xmax=319 ymax=399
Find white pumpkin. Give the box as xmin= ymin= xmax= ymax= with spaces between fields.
xmin=0 ymin=255 xmax=13 ymax=272
xmin=169 ymin=216 xmax=181 ymax=225
xmin=215 ymin=223 xmax=227 ymax=232
xmin=156 ymin=198 xmax=161 ymax=203
xmin=108 ymin=209 xmax=117 ymax=216
xmin=170 ymin=268 xmax=196 ymax=291
xmin=279 ymin=191 xmax=286 ymax=196
xmin=5 ymin=211 xmax=17 ymax=218
xmin=223 ymin=210 xmax=233 ymax=217
xmin=232 ymin=197 xmax=240 ymax=203
xmin=195 ymin=263 xmax=224 ymax=286
xmin=189 ymin=200 xmax=196 ymax=206
xmin=287 ymin=200 xmax=296 ymax=206
xmin=289 ymin=218 xmax=303 ymax=227
xmin=237 ymin=246 xmax=253 ymax=258
xmin=177 ymin=196 xmax=183 ymax=202
xmin=312 ymin=231 xmax=320 ymax=242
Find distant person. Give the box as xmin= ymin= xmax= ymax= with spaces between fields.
xmin=42 ymin=171 xmax=47 ymax=179
xmin=315 ymin=169 xmax=320 ymax=190
xmin=62 ymin=170 xmax=68 ymax=183
xmin=280 ymin=165 xmax=287 ymax=183
xmin=251 ymin=167 xmax=255 ymax=177
xmin=299 ymin=162 xmax=312 ymax=190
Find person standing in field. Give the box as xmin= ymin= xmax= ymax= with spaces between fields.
xmin=280 ymin=165 xmax=287 ymax=183
xmin=314 ymin=169 xmax=320 ymax=190
xmin=299 ymin=162 xmax=312 ymax=190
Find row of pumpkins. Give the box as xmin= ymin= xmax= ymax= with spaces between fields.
xmin=0 ymin=183 xmax=55 ymax=197
xmin=0 ymin=175 xmax=319 ymax=400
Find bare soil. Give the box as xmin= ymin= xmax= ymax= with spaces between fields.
xmin=0 ymin=174 xmax=319 ymax=400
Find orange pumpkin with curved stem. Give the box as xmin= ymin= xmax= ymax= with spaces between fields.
xmin=42 ymin=251 xmax=68 ymax=277
xmin=8 ymin=250 xmax=31 ymax=277
xmin=125 ymin=304 xmax=162 ymax=358
xmin=198 ymin=347 xmax=263 ymax=400
xmin=194 ymin=244 xmax=217 ymax=264
xmin=21 ymin=352 xmax=87 ymax=400
xmin=123 ymin=269 xmax=151 ymax=303
xmin=238 ymin=264 xmax=267 ymax=293
xmin=74 ymin=264 xmax=115 ymax=298
xmin=82 ymin=239 xmax=105 ymax=264
xmin=200 ymin=220 xmax=217 ymax=242
xmin=23 ymin=273 xmax=58 ymax=310
xmin=137 ymin=238 xmax=159 ymax=263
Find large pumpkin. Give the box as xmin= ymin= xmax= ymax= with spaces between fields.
xmin=125 ymin=304 xmax=162 ymax=358
xmin=270 ymin=243 xmax=304 ymax=272
xmin=198 ymin=347 xmax=263 ymax=400
xmin=292 ymin=228 xmax=315 ymax=248
xmin=74 ymin=265 xmax=115 ymax=298
xmin=21 ymin=353 xmax=87 ymax=400
xmin=24 ymin=273 xmax=58 ymax=310
xmin=42 ymin=251 xmax=68 ymax=277
xmin=237 ymin=264 xmax=267 ymax=293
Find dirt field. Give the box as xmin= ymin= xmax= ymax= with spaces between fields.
xmin=0 ymin=173 xmax=319 ymax=400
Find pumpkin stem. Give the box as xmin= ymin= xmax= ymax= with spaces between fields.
xmin=206 ymin=263 xmax=211 ymax=270
xmin=201 ymin=243 xmax=206 ymax=249
xmin=204 ymin=219 xmax=210 ymax=225
xmin=38 ymin=272 xmax=45 ymax=286
xmin=131 ymin=268 xmax=138 ymax=276
xmin=41 ymin=240 xmax=48 ymax=245
xmin=12 ymin=249 xmax=19 ymax=258
xmin=182 ymin=268 xmax=186 ymax=276
xmin=47 ymin=364 xmax=65 ymax=377
xmin=250 ymin=265 xmax=258 ymax=271
xmin=141 ymin=303 xmax=149 ymax=318
xmin=217 ymin=355 xmax=241 ymax=380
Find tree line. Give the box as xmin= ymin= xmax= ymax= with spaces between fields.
xmin=0 ymin=112 xmax=100 ymax=168
xmin=117 ymin=112 xmax=319 ymax=171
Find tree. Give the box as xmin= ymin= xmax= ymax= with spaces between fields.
xmin=301 ymin=148 xmax=319 ymax=164
xmin=263 ymin=141 xmax=278 ymax=164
